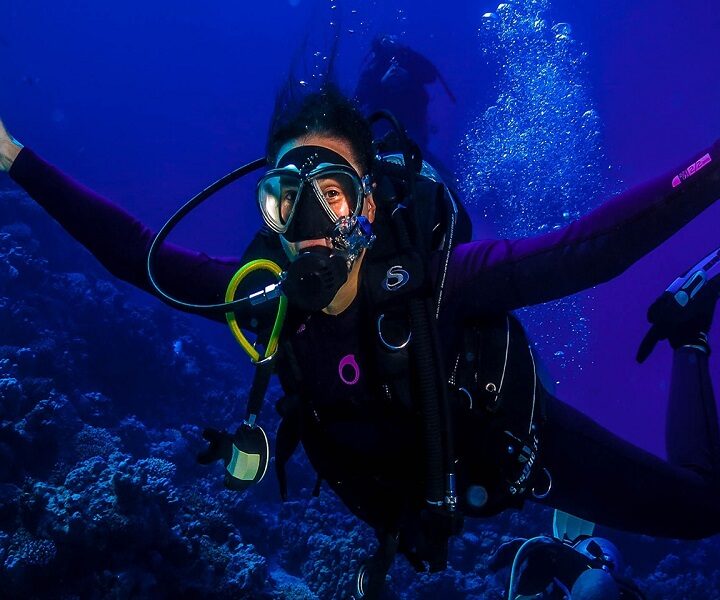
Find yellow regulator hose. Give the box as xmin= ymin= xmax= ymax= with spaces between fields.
xmin=224 ymin=259 xmax=287 ymax=363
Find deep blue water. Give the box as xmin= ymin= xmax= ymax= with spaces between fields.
xmin=2 ymin=1 xmax=720 ymax=597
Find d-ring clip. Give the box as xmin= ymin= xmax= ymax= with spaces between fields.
xmin=531 ymin=467 xmax=552 ymax=500
xmin=458 ymin=387 xmax=473 ymax=410
xmin=377 ymin=314 xmax=412 ymax=351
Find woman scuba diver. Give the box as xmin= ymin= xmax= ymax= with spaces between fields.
xmin=1 ymin=80 xmax=720 ymax=598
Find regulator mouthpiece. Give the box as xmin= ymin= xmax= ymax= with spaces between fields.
xmin=282 ymin=246 xmax=349 ymax=312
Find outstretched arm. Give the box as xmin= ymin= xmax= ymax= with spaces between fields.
xmin=8 ymin=148 xmax=245 ymax=323
xmin=443 ymin=139 xmax=720 ymax=315
xmin=1 ymin=124 xmax=252 ymax=325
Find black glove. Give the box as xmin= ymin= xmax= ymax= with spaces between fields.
xmin=638 ymin=285 xmax=717 ymax=362
xmin=196 ymin=428 xmax=234 ymax=465
xmin=637 ymin=247 xmax=720 ymax=363
xmin=662 ymin=291 xmax=715 ymax=351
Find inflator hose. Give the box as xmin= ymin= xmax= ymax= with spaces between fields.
xmin=370 ymin=109 xmax=457 ymax=519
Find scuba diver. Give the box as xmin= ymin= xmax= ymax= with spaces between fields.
xmin=355 ymin=34 xmax=457 ymax=152
xmin=1 ymin=78 xmax=720 ymax=599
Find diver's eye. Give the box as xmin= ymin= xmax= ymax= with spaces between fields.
xmin=323 ymin=188 xmax=351 ymax=217
xmin=280 ymin=189 xmax=297 ymax=222
xmin=323 ymin=188 xmax=343 ymax=202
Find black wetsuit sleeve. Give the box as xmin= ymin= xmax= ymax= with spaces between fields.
xmin=441 ymin=139 xmax=720 ymax=314
xmin=8 ymin=148 xmax=248 ymax=325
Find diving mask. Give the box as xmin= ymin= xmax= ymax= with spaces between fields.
xmin=256 ymin=145 xmax=376 ymax=311
xmin=257 ymin=145 xmax=373 ymax=244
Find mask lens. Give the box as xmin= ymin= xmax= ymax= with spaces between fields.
xmin=258 ymin=172 xmax=302 ymax=232
xmin=278 ymin=177 xmax=300 ymax=225
xmin=257 ymin=166 xmax=364 ymax=236
xmin=311 ymin=171 xmax=361 ymax=219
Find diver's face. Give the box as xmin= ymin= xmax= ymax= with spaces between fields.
xmin=275 ymin=135 xmax=376 ymax=258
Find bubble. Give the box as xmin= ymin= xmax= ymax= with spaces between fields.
xmin=460 ymin=0 xmax=617 ymax=374
xmin=480 ymin=13 xmax=500 ymax=41
xmin=551 ymin=22 xmax=572 ymax=37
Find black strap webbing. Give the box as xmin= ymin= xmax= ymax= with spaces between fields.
xmin=246 ymin=359 xmax=274 ymax=422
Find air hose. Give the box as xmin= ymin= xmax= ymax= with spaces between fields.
xmin=146 ymin=157 xmax=267 ymax=314
xmin=224 ymin=258 xmax=287 ymax=364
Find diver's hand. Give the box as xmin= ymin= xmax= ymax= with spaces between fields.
xmin=0 ymin=119 xmax=23 ymax=172
xmin=196 ymin=428 xmax=234 ymax=465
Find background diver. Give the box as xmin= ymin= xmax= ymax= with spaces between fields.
xmin=1 ymin=77 xmax=720 ymax=598
xmin=355 ymin=34 xmax=457 ymax=154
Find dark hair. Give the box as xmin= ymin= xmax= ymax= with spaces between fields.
xmin=266 ymin=83 xmax=375 ymax=173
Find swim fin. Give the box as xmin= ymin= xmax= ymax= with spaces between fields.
xmin=637 ymin=245 xmax=720 ymax=363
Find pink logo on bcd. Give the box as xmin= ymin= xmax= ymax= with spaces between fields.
xmin=672 ymin=153 xmax=712 ymax=188
xmin=338 ymin=354 xmax=360 ymax=386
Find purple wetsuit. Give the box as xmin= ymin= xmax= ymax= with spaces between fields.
xmin=8 ymin=141 xmax=720 ymax=538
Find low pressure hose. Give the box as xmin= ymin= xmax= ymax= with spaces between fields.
xmin=146 ymin=157 xmax=267 ymax=314
xmin=506 ymin=536 xmax=557 ymax=600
